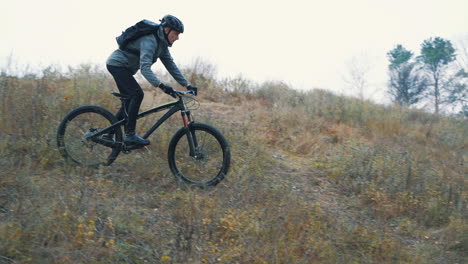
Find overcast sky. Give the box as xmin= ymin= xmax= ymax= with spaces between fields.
xmin=2 ymin=0 xmax=468 ymax=102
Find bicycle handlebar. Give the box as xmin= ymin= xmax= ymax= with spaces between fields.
xmin=175 ymin=90 xmax=196 ymax=96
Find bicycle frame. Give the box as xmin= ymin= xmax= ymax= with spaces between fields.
xmin=85 ymin=92 xmax=197 ymax=156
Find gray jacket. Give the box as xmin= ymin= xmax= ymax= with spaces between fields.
xmin=106 ymin=26 xmax=189 ymax=88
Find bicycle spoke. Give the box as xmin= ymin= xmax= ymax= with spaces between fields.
xmin=169 ymin=123 xmax=229 ymax=187
xmin=57 ymin=106 xmax=122 ymax=167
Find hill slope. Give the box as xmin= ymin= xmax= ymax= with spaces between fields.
xmin=0 ymin=64 xmax=466 ymax=263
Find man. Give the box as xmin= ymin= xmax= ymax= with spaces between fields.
xmin=106 ymin=15 xmax=197 ymax=146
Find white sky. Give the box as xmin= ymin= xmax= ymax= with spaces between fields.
xmin=2 ymin=0 xmax=468 ymax=102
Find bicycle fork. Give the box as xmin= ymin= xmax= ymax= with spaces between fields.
xmin=181 ymin=110 xmax=198 ymax=157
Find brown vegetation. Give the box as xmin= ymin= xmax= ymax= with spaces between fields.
xmin=0 ymin=62 xmax=466 ymax=263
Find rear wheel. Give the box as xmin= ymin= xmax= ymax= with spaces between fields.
xmin=57 ymin=105 xmax=122 ymax=167
xmin=168 ymin=123 xmax=230 ymax=187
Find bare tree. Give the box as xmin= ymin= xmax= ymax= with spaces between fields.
xmin=447 ymin=36 xmax=468 ymax=116
xmin=343 ymin=54 xmax=371 ymax=100
xmin=454 ymin=35 xmax=468 ymax=71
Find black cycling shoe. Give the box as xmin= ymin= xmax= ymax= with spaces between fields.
xmin=124 ymin=133 xmax=150 ymax=146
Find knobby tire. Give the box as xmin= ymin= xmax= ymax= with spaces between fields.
xmin=57 ymin=105 xmax=122 ymax=167
xmin=168 ymin=123 xmax=230 ymax=187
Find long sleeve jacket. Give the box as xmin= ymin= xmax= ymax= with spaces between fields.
xmin=106 ymin=26 xmax=188 ymax=88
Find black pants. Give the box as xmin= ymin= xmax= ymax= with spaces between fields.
xmin=106 ymin=65 xmax=144 ymax=135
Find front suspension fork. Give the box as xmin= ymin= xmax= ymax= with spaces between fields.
xmin=181 ymin=111 xmax=198 ymax=157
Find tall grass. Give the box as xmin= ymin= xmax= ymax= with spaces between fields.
xmin=0 ymin=61 xmax=466 ymax=263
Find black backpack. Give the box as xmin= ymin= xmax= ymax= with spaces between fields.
xmin=116 ymin=20 xmax=159 ymax=51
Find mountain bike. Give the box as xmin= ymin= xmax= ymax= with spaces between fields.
xmin=57 ymin=90 xmax=230 ymax=187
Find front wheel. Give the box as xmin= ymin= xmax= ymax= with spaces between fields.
xmin=168 ymin=123 xmax=230 ymax=187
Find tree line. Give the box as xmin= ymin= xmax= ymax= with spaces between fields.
xmin=387 ymin=37 xmax=467 ymax=116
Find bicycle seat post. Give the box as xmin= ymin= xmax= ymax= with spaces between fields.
xmin=112 ymin=92 xmax=131 ymax=117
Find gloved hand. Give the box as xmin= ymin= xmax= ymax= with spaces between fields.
xmin=187 ymin=85 xmax=198 ymax=96
xmin=159 ymin=83 xmax=177 ymax=98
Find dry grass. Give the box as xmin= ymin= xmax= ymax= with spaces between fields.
xmin=0 ymin=63 xmax=466 ymax=263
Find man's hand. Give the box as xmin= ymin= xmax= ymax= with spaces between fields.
xmin=159 ymin=83 xmax=177 ymax=98
xmin=187 ymin=85 xmax=198 ymax=96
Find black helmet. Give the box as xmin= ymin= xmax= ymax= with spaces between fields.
xmin=160 ymin=15 xmax=184 ymax=33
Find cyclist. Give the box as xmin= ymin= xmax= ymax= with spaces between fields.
xmin=106 ymin=15 xmax=197 ymax=146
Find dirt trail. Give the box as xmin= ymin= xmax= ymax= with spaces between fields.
xmin=269 ymin=150 xmax=357 ymax=222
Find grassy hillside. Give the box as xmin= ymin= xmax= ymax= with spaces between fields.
xmin=0 ymin=63 xmax=466 ymax=263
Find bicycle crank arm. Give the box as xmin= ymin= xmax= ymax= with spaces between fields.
xmin=90 ymin=137 xmax=122 ymax=148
